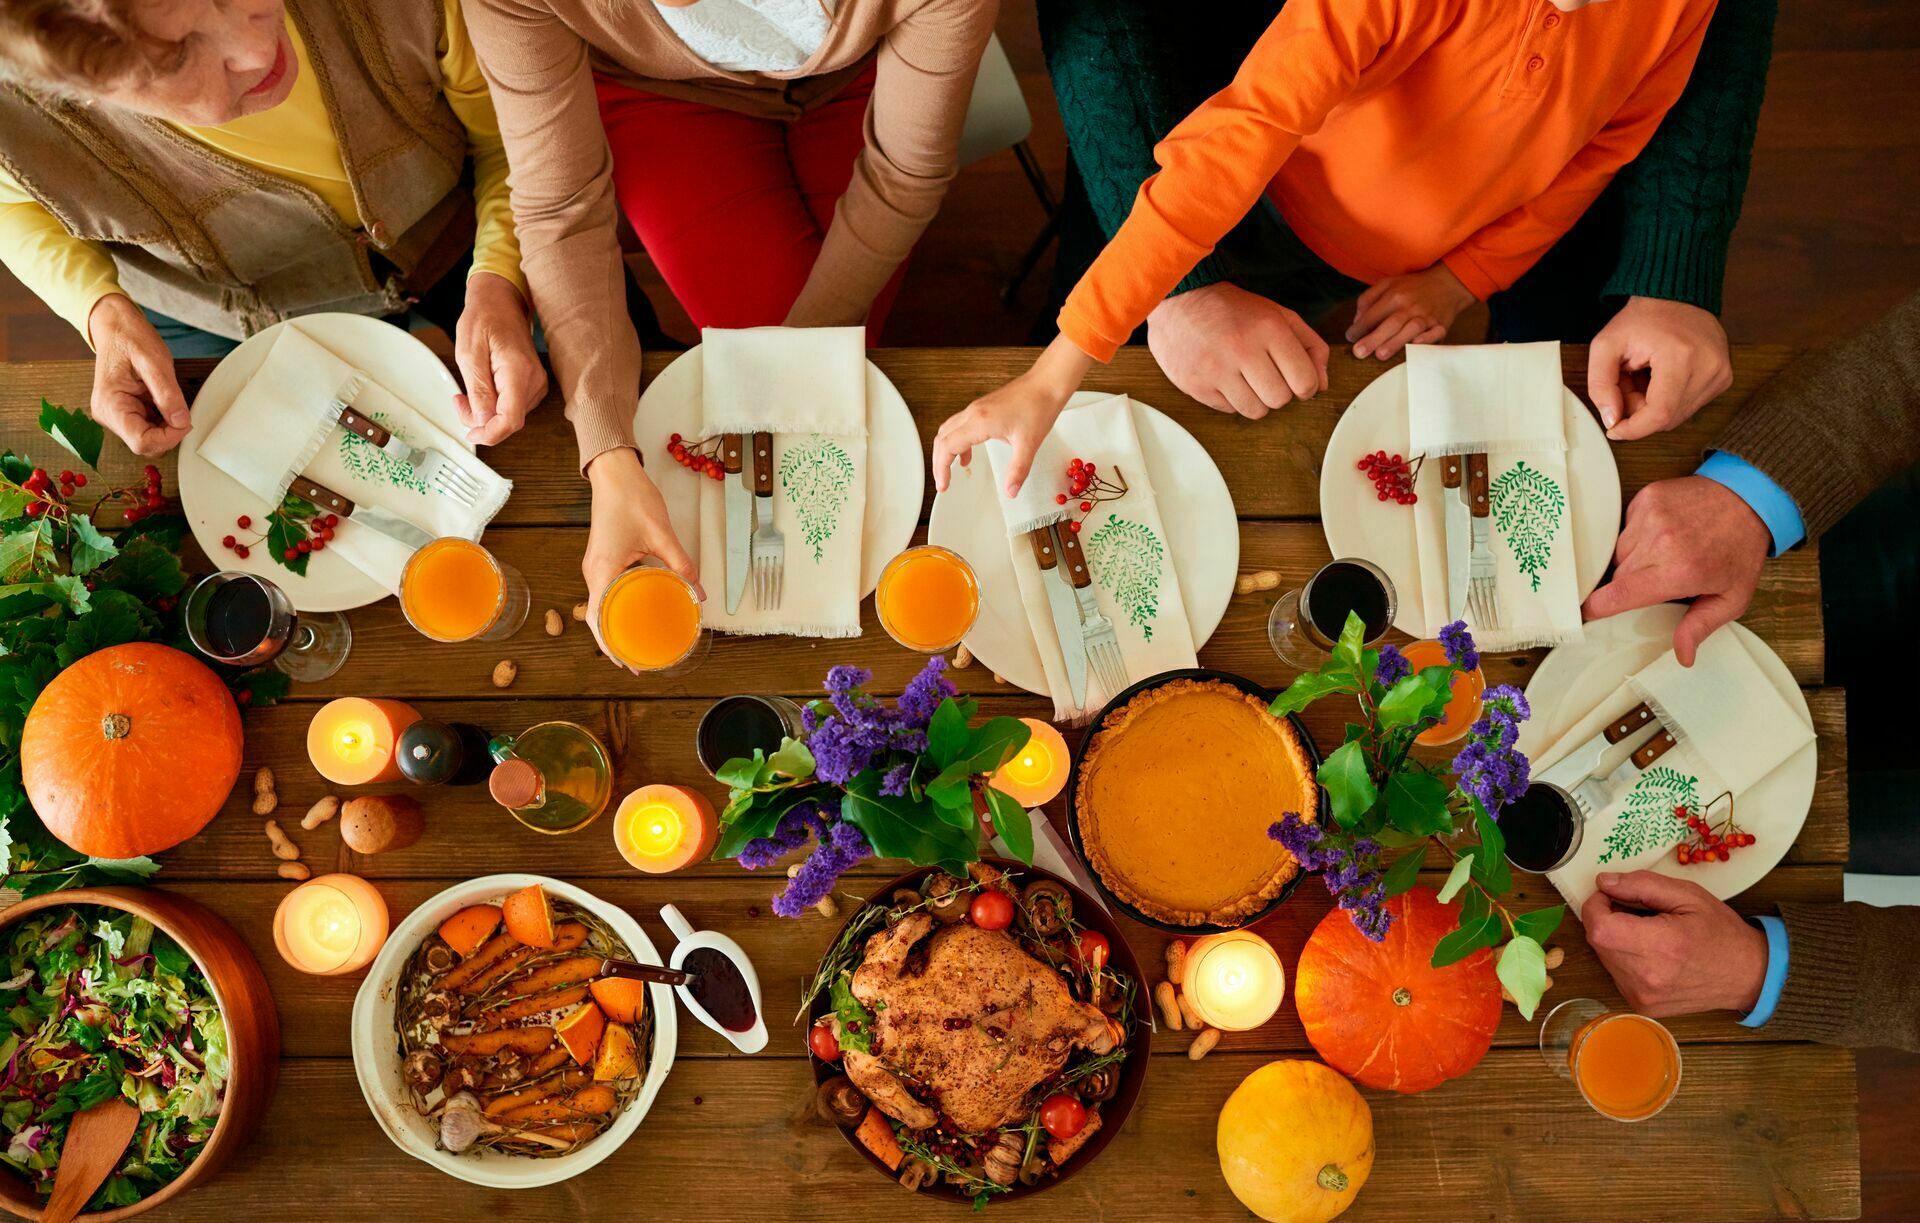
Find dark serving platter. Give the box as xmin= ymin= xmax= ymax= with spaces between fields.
xmin=1064 ymin=667 xmax=1328 ymax=934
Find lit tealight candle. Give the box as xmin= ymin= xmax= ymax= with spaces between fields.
xmin=989 ymin=718 xmax=1071 ymax=808
xmin=1182 ymin=930 xmax=1285 ymax=1032
xmin=614 ymin=785 xmax=718 ymax=874
xmin=306 ymin=698 xmax=421 ymax=786
xmin=273 ymin=873 xmax=388 ymax=976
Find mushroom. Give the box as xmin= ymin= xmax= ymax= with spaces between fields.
xmin=1019 ymin=881 xmax=1073 ymax=936
xmin=1017 ymin=1156 xmax=1049 ymax=1187
xmin=417 ymin=990 xmax=458 ymax=1028
xmin=815 ymin=1075 xmax=867 ymax=1128
xmin=443 ymin=1058 xmax=483 ymax=1093
xmin=1078 ymin=1065 xmax=1120 ymax=1102
xmin=898 ymin=1159 xmax=937 ymax=1192
xmin=923 ymin=873 xmax=971 ymax=923
xmin=982 ymin=1132 xmax=1024 ymax=1186
xmin=402 ymin=1050 xmax=443 ymax=1093
xmin=491 ymin=1047 xmax=526 ymax=1086
xmin=421 ymin=939 xmax=458 ymax=975
xmin=943 ymin=1152 xmax=983 ymax=1187
xmin=890 ymin=887 xmax=923 ymax=910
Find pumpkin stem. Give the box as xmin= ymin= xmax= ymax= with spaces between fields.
xmin=1317 ymin=1163 xmax=1350 ymax=1192
xmin=101 ymin=713 xmax=132 ymax=741
xmin=1391 ymin=986 xmax=1411 ymax=1007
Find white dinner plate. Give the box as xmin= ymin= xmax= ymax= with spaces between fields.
xmin=1320 ymin=363 xmax=1621 ymax=637
xmin=1521 ymin=605 xmax=1817 ymax=904
xmin=926 ymin=392 xmax=1239 ymax=698
xmin=634 ymin=345 xmax=923 ymax=598
xmin=179 ymin=314 xmax=464 ymax=612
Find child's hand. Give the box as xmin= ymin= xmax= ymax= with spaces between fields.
xmin=1147 ymin=283 xmax=1329 ymax=419
xmin=1587 ymin=297 xmax=1732 ymax=441
xmin=933 ymin=335 xmax=1093 ymax=497
xmin=1346 ymin=264 xmax=1478 ymax=360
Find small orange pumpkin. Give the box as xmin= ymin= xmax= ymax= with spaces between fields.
xmin=20 ymin=642 xmax=243 ymax=858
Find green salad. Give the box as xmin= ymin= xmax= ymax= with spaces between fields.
xmin=0 ymin=907 xmax=228 ymax=1210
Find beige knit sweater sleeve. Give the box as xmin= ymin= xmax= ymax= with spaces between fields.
xmin=1769 ymin=903 xmax=1920 ymax=1051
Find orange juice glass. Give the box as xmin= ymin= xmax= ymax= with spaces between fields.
xmin=1540 ymin=999 xmax=1682 ymax=1122
xmin=1400 ymin=638 xmax=1486 ymax=746
xmin=400 ymin=538 xmax=529 ymax=643
xmin=598 ymin=566 xmax=708 ymax=672
xmin=875 ymin=545 xmax=979 ymax=653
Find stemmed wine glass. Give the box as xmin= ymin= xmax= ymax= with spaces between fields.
xmin=183 ymin=571 xmax=352 ymax=682
xmin=1267 ymin=557 xmax=1397 ymax=670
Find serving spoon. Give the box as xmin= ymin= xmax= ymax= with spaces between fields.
xmin=42 ymin=1097 xmax=140 ymax=1223
xmin=595 ymin=957 xmax=693 ymax=987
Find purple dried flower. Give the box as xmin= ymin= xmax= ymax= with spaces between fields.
xmin=880 ymin=762 xmax=914 ymax=797
xmin=1481 ymin=684 xmax=1530 ymax=725
xmin=896 ymin=656 xmax=956 ymax=726
xmin=1439 ymin=620 xmax=1479 ymax=672
xmin=773 ymin=820 xmax=872 ymax=917
xmin=1373 ymin=644 xmax=1411 ymax=688
xmin=1273 ymin=813 xmax=1392 ymax=940
xmin=736 ymin=803 xmax=830 ymax=871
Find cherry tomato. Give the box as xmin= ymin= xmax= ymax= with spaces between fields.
xmin=969 ymin=890 xmax=1015 ymax=931
xmin=1039 ymin=1093 xmax=1088 ymax=1141
xmin=808 ymin=1020 xmax=841 ymax=1063
xmin=1070 ymin=930 xmax=1111 ymax=971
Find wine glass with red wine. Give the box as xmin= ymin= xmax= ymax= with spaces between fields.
xmin=183 ymin=571 xmax=351 ymax=683
xmin=1268 ymin=558 xmax=1398 ymax=669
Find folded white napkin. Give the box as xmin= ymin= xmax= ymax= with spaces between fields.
xmin=197 ymin=324 xmax=510 ymax=593
xmin=987 ymin=394 xmax=1196 ymax=719
xmin=695 ymin=326 xmax=868 ymax=638
xmin=1407 ymin=342 xmax=1581 ymax=650
xmin=991 ymin=814 xmax=1110 ymax=916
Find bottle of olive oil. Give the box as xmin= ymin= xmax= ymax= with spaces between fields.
xmin=486 ymin=721 xmax=613 ymax=834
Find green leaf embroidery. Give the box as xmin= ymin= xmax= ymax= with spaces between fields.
xmin=1596 ymin=765 xmax=1698 ymax=864
xmin=38 ymin=399 xmax=103 ymax=471
xmin=778 ymin=437 xmax=855 ymax=562
xmin=337 ymin=411 xmax=429 ymax=494
xmin=1496 ymin=935 xmax=1549 ymax=1019
xmin=1488 ymin=460 xmax=1567 ymax=592
xmin=1084 ymin=514 xmax=1165 ymax=642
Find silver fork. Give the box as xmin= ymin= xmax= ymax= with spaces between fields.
xmin=336 ymin=403 xmax=483 ymax=508
xmin=1058 ymin=527 xmax=1128 ymax=697
xmin=1465 ymin=451 xmax=1502 ymax=631
xmin=748 ymin=432 xmax=783 ymax=610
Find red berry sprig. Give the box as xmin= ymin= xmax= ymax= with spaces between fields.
xmin=1357 ymin=450 xmax=1421 ymax=505
xmin=1672 ymin=796 xmax=1752 ymax=866
xmin=1053 ymin=457 xmax=1129 ymax=535
xmin=19 ymin=461 xmax=160 ymax=526
xmin=665 ymin=433 xmax=727 ymax=483
xmin=219 ymin=509 xmax=339 ymax=563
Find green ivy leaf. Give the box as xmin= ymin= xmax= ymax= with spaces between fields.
xmin=67 ymin=515 xmax=117 ymax=577
xmin=230 ymin=667 xmax=291 ymax=710
xmin=1381 ymin=846 xmax=1425 ymax=897
xmin=113 ymin=511 xmax=188 ymax=552
xmin=47 ymin=575 xmax=89 ymax=616
xmin=38 ymin=399 xmax=103 ymax=471
xmin=1268 ymin=668 xmax=1360 ymax=718
xmin=1430 ymin=911 xmax=1501 ymax=968
xmin=1377 ymin=666 xmax=1453 ymax=731
xmin=1437 ymin=852 xmax=1475 ymax=903
xmin=927 ymin=698 xmax=969 ymax=769
xmin=1332 ymin=609 xmax=1366 ymax=671
xmin=1316 ymin=739 xmax=1378 ymax=829
xmin=95 ymin=537 xmax=185 ymax=600
xmin=53 ymin=589 xmax=148 ymax=668
xmin=841 ymin=771 xmax=977 ymax=868
xmin=0 ymin=519 xmax=56 ymax=580
xmin=767 ymin=736 xmax=815 ymax=779
xmin=984 ymin=786 xmax=1033 ymax=865
xmin=714 ymin=750 xmax=770 ymax=794
xmin=1496 ymin=935 xmax=1549 ymax=1019
xmin=1509 ymin=904 xmax=1565 ymax=947
xmin=0 ymin=486 xmax=29 ymax=522
xmin=1384 ymin=769 xmax=1452 ymax=836
xmin=0 ymin=583 xmax=58 ymax=620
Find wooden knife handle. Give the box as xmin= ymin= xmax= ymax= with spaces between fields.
xmin=1631 ymin=728 xmax=1678 ymax=770
xmin=1054 ymin=524 xmax=1093 ymax=590
xmin=1603 ymin=702 xmax=1655 ymax=745
xmin=1441 ymin=454 xmax=1463 ymax=490
xmin=1466 ymin=453 xmax=1490 ymax=518
xmin=720 ymin=434 xmax=743 ymax=476
xmin=750 ymin=433 xmax=774 ymax=495
xmin=336 ymin=406 xmax=391 ymax=448
xmin=1028 ymin=526 xmax=1061 ymax=572
xmin=288 ymin=476 xmax=354 ymax=517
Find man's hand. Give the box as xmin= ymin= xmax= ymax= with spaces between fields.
xmin=1346 ymin=263 xmax=1477 ymax=360
xmin=1146 ymin=283 xmax=1329 ymax=418
xmin=86 ymin=294 xmax=191 ymax=456
xmin=1588 ymin=297 xmax=1732 ymax=441
xmin=453 ymin=272 xmax=546 ymax=447
xmin=1582 ymin=476 xmax=1770 ymax=665
xmin=582 ymin=448 xmax=701 ymax=668
xmin=1582 ymin=870 xmax=1769 ymax=1018
xmin=932 ymin=333 xmax=1092 ymax=497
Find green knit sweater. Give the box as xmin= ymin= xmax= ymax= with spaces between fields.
xmin=1038 ymin=0 xmax=1778 ymax=314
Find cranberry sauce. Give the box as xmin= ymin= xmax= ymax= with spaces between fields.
xmin=684 ymin=946 xmax=757 ymax=1032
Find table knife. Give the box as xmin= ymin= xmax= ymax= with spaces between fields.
xmin=1028 ymin=524 xmax=1088 ymax=711
xmin=1536 ymin=701 xmax=1657 ymax=793
xmin=289 ymin=475 xmax=433 ymax=550
xmin=1573 ymin=723 xmax=1679 ymax=817
xmin=721 ymin=434 xmax=750 ymax=615
xmin=1441 ymin=454 xmax=1470 ymax=623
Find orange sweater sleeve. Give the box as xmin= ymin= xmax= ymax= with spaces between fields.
xmin=1057 ymin=0 xmax=1412 ymax=363
xmin=1441 ymin=2 xmax=1719 ymax=301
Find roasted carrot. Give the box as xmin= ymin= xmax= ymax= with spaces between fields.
xmin=439 ymin=930 xmax=520 ymax=990
xmin=457 ymin=924 xmax=590 ymax=996
xmin=497 ymin=1084 xmax=619 ymax=1123
xmin=492 ymin=956 xmax=603 ymax=1000
xmin=482 ymin=1069 xmax=592 ymax=1118
xmin=527 ymin=1122 xmax=601 ymax=1144
xmin=482 ymin=1045 xmax=568 ymax=1089
xmin=855 ymin=1107 xmax=904 ymax=1171
xmin=440 ymin=1026 xmax=555 ymax=1058
xmin=479 ymin=985 xmax=590 ymax=1029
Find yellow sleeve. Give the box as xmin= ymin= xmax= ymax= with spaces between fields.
xmin=0 ymin=166 xmax=125 ymax=346
xmin=439 ymin=0 xmax=527 ymax=299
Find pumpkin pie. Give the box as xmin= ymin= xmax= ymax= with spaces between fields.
xmin=1075 ymin=678 xmax=1318 ymax=927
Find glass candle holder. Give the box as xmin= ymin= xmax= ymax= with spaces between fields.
xmin=1182 ymin=930 xmax=1286 ymax=1031
xmin=273 ymin=873 xmax=388 ymax=975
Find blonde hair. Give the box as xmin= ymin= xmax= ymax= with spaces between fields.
xmin=0 ymin=0 xmax=180 ymax=92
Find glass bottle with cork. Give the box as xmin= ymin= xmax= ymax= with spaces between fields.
xmin=486 ymin=721 xmax=615 ymax=834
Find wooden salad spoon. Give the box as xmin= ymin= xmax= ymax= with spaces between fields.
xmin=42 ymin=1097 xmax=140 ymax=1223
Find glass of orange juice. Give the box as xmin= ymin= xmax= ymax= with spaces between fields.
xmin=875 ymin=545 xmax=979 ymax=653
xmin=1540 ymin=998 xmax=1682 ymax=1122
xmin=597 ymin=565 xmax=709 ymax=673
xmin=1399 ymin=637 xmax=1486 ymax=746
xmin=399 ymin=537 xmax=529 ymax=643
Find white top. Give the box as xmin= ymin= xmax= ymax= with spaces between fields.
xmin=654 ymin=0 xmax=838 ymax=74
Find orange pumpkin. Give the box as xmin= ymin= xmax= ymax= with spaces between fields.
xmin=20 ymin=642 xmax=244 ymax=858
xmin=1293 ymin=886 xmax=1501 ymax=1094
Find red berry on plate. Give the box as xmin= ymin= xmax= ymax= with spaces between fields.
xmin=320 ymin=527 xmax=334 ymax=541
xmin=232 ymin=543 xmax=248 ymax=558
xmin=669 ymin=432 xmax=682 ymax=444
xmin=296 ymin=539 xmax=311 ymax=554
xmin=222 ymin=535 xmax=236 ymax=549
xmin=1377 ymin=490 xmax=1391 ymax=502
xmin=1054 ymin=494 xmax=1067 ymax=505
xmin=1080 ymin=500 xmax=1093 ymax=512
xmin=310 ymin=538 xmax=325 ymax=552
xmin=325 ymin=514 xmax=338 ymax=528
xmin=1067 ymin=521 xmax=1081 ymax=534
xmin=283 ymin=547 xmax=298 ymax=560
xmin=237 ymin=515 xmax=252 ymax=529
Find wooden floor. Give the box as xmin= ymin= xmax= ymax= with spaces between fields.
xmin=0 ymin=2 xmax=1914 ymax=1218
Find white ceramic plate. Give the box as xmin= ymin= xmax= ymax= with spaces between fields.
xmin=634 ymin=345 xmax=923 ymax=597
xmin=351 ymin=874 xmax=678 ymax=1189
xmin=926 ymin=392 xmax=1238 ymax=698
xmin=1320 ymin=363 xmax=1621 ymax=637
xmin=178 ymin=314 xmax=464 ymax=612
xmin=1520 ymin=606 xmax=1816 ymax=903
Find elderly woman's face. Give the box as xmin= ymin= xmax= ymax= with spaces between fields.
xmin=91 ymin=0 xmax=294 ymax=125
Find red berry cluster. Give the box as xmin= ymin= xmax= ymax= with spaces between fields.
xmin=1357 ymin=451 xmax=1419 ymax=505
xmin=665 ymin=433 xmax=726 ymax=482
xmin=218 ymin=510 xmax=338 ymax=562
xmin=1052 ymin=457 xmax=1130 ymax=534
xmin=20 ymin=462 xmax=163 ymax=525
xmin=1672 ymin=801 xmax=1754 ymax=865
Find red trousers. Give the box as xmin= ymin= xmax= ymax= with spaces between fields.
xmin=595 ymin=65 xmax=904 ymax=337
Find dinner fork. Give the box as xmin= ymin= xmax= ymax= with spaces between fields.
xmin=1057 ymin=527 xmax=1128 ymax=698
xmin=1465 ymin=452 xmax=1501 ymax=631
xmin=749 ymin=432 xmax=783 ymax=610
xmin=336 ymin=403 xmax=483 ymax=508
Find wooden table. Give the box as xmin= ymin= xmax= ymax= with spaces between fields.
xmin=0 ymin=347 xmax=1858 ymax=1221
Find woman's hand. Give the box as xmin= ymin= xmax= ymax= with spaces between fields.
xmin=581 ymin=447 xmax=703 ymax=668
xmin=1147 ymin=283 xmax=1329 ymax=418
xmin=932 ymin=335 xmax=1093 ymax=497
xmin=87 ymin=294 xmax=192 ymax=456
xmin=1346 ymin=264 xmax=1478 ymax=360
xmin=453 ymin=272 xmax=547 ymax=446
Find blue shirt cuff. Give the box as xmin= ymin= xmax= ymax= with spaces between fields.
xmin=1739 ymin=915 xmax=1789 ymax=1028
xmin=1697 ymin=451 xmax=1806 ymax=556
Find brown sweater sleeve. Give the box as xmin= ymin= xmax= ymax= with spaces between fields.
xmin=1767 ymin=902 xmax=1920 ymax=1051
xmin=784 ymin=0 xmax=999 ymax=328
xmin=1713 ymin=290 xmax=1920 ymax=542
xmin=462 ymin=0 xmax=640 ymax=473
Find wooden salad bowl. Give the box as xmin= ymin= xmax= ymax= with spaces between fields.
xmin=0 ymin=887 xmax=281 ymax=1222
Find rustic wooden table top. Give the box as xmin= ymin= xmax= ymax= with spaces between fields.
xmin=0 ymin=345 xmax=1856 ymax=1221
